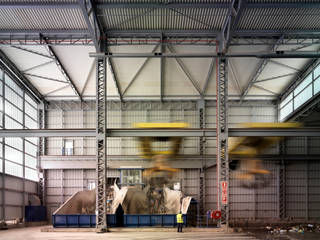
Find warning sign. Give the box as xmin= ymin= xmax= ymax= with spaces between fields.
xmin=221 ymin=181 xmax=228 ymax=205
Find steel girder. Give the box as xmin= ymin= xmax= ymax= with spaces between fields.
xmin=96 ymin=58 xmax=107 ymax=231
xmin=1 ymin=128 xmax=320 ymax=137
xmin=89 ymin=51 xmax=320 ymax=59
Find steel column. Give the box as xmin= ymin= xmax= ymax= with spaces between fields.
xmin=216 ymin=56 xmax=229 ymax=225
xmin=278 ymin=137 xmax=286 ymax=219
xmin=96 ymin=57 xmax=107 ymax=231
xmin=198 ymin=100 xmax=206 ymax=223
xmin=37 ymin=102 xmax=46 ymax=205
xmin=160 ymin=35 xmax=165 ymax=101
xmin=1 ymin=68 xmax=5 ymax=221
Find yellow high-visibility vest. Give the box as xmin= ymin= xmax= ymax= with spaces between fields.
xmin=176 ymin=213 xmax=183 ymax=223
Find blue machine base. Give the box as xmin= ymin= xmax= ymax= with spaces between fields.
xmin=52 ymin=214 xmax=186 ymax=228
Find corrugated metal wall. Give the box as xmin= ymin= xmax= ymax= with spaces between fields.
xmin=43 ymin=100 xmax=320 ymax=221
xmin=0 ymin=173 xmax=38 ymax=220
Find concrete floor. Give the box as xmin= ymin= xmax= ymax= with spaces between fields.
xmin=0 ymin=226 xmax=259 ymax=240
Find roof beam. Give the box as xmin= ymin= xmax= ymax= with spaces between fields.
xmin=41 ymin=37 xmax=82 ymax=100
xmin=97 ymin=2 xmax=320 ymax=9
xmin=220 ymin=0 xmax=246 ymax=53
xmin=106 ymin=30 xmax=320 ymax=39
xmin=0 ymin=49 xmax=44 ymax=103
xmin=44 ymin=85 xmax=70 ymax=96
xmin=254 ymin=73 xmax=296 ymax=83
xmin=11 ymin=46 xmax=53 ymax=59
xmin=252 ymin=84 xmax=277 ymax=95
xmin=22 ymin=60 xmax=55 ymax=72
xmin=78 ymin=0 xmax=101 ymax=51
xmin=167 ymin=45 xmax=202 ymax=95
xmin=240 ymin=36 xmax=284 ymax=101
xmin=0 ymin=128 xmax=319 ymax=137
xmin=24 ymin=73 xmax=68 ymax=84
xmin=90 ymin=51 xmax=320 ymax=59
xmin=122 ymin=44 xmax=159 ymax=96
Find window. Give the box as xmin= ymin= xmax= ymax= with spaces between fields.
xmin=63 ymin=140 xmax=73 ymax=155
xmin=294 ymin=74 xmax=312 ymax=96
xmin=314 ymin=64 xmax=320 ymax=79
xmin=25 ymin=167 xmax=38 ymax=181
xmin=5 ymin=160 xmax=23 ymax=178
xmin=88 ymin=180 xmax=96 ymax=190
xmin=0 ymin=68 xmax=39 ymax=180
xmin=315 ymin=77 xmax=320 ymax=95
xmin=294 ymin=85 xmax=312 ymax=110
xmin=121 ymin=169 xmax=142 ymax=185
xmin=279 ymin=62 xmax=320 ymax=121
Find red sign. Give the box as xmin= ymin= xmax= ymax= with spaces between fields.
xmin=221 ymin=181 xmax=228 ymax=205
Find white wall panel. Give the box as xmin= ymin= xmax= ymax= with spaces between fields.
xmin=6 ymin=206 xmax=21 ymax=220
xmin=5 ymin=175 xmax=23 ymax=191
xmin=5 ymin=191 xmax=22 ymax=205
xmin=25 ymin=181 xmax=37 ymax=193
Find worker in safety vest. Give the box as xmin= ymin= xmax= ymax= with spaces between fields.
xmin=176 ymin=211 xmax=184 ymax=232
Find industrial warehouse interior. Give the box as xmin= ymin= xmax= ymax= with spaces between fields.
xmin=0 ymin=1 xmax=320 ymax=240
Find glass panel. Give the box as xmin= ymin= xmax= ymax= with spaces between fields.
xmin=5 ymin=101 xmax=23 ymax=123
xmin=0 ymin=159 xmax=2 ymax=172
xmin=25 ymin=94 xmax=37 ymax=108
xmin=25 ymin=167 xmax=38 ymax=181
xmin=5 ymin=145 xmax=23 ymax=164
xmin=280 ymin=100 xmax=293 ymax=121
xmin=25 ymin=154 xmax=37 ymax=168
xmin=25 ymin=115 xmax=38 ymax=129
xmin=314 ymin=64 xmax=320 ymax=79
xmin=0 ymin=96 xmax=3 ymax=112
xmin=5 ymin=74 xmax=23 ymax=96
xmin=280 ymin=92 xmax=293 ymax=109
xmin=314 ymin=77 xmax=320 ymax=95
xmin=5 ymin=138 xmax=22 ymax=150
xmin=5 ymin=160 xmax=23 ymax=178
xmin=294 ymin=74 xmax=312 ymax=96
xmin=5 ymin=86 xmax=23 ymax=109
xmin=63 ymin=140 xmax=73 ymax=155
xmin=25 ymin=137 xmax=38 ymax=145
xmin=294 ymin=85 xmax=313 ymax=110
xmin=0 ymin=80 xmax=2 ymax=97
xmin=121 ymin=169 xmax=141 ymax=184
xmin=5 ymin=116 xmax=23 ymax=129
xmin=25 ymin=141 xmax=37 ymax=157
xmin=25 ymin=102 xmax=37 ymax=120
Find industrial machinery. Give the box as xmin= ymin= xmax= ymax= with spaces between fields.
xmin=229 ymin=122 xmax=301 ymax=188
xmin=134 ymin=122 xmax=189 ymax=214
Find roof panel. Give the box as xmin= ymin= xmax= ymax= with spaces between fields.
xmin=0 ymin=6 xmax=87 ymax=30
xmin=238 ymin=7 xmax=320 ymax=31
xmin=100 ymin=6 xmax=228 ymax=31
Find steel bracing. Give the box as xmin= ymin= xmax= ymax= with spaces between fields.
xmin=96 ymin=58 xmax=107 ymax=231
xmin=216 ymin=56 xmax=229 ymax=225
